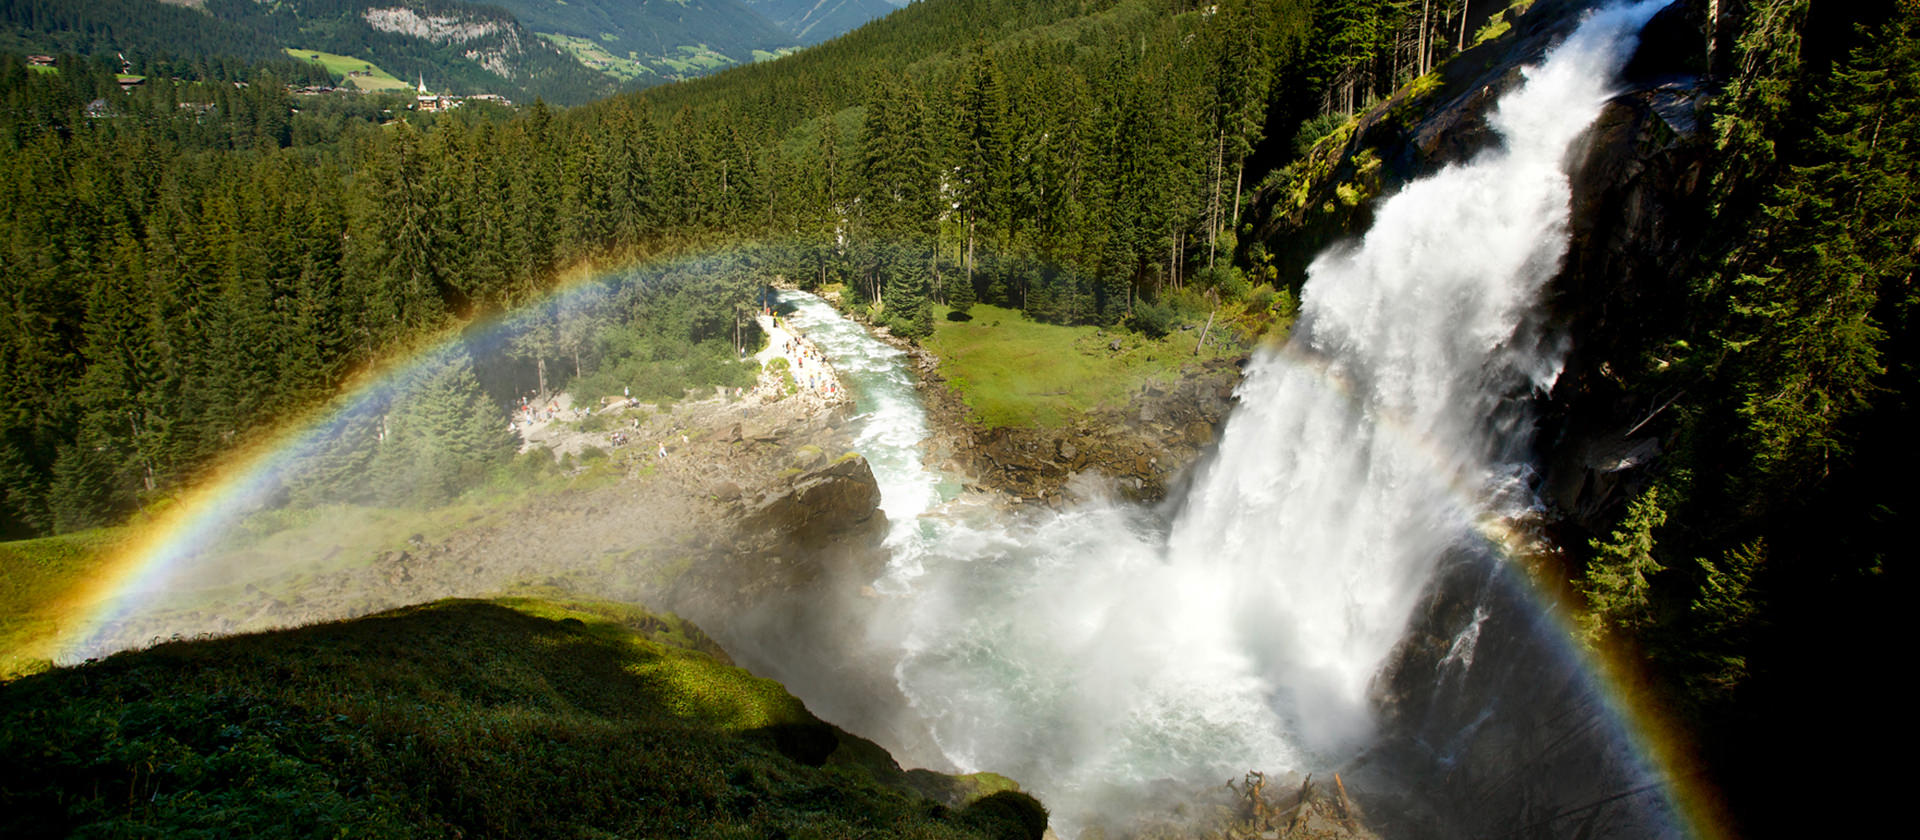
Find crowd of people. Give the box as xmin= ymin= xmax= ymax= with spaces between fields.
xmin=775 ymin=323 xmax=841 ymax=401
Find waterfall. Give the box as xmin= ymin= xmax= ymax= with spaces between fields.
xmin=787 ymin=1 xmax=1674 ymax=831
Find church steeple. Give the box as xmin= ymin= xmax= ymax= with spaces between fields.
xmin=416 ymin=74 xmax=427 ymax=95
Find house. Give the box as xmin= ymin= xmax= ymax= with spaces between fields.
xmin=26 ymin=55 xmax=55 ymax=68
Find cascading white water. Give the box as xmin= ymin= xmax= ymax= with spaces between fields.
xmin=788 ymin=1 xmax=1670 ymax=830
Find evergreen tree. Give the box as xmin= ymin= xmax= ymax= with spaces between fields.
xmin=946 ymin=269 xmax=977 ymax=319
xmin=1577 ymin=485 xmax=1669 ymax=648
xmin=371 ymin=351 xmax=514 ymax=508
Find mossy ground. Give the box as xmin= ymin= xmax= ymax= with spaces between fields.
xmin=924 ymin=303 xmax=1252 ymax=428
xmin=0 ymin=529 xmax=124 ymax=677
xmin=0 ymin=597 xmax=1044 ymax=839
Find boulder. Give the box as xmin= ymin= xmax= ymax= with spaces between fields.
xmin=738 ymin=454 xmax=887 ymax=555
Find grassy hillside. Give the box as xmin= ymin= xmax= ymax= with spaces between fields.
xmin=0 ymin=597 xmax=1046 ymax=839
xmin=925 ymin=303 xmax=1252 ymax=428
xmin=0 ymin=529 xmax=123 ymax=677
xmin=285 ymin=48 xmax=411 ymax=92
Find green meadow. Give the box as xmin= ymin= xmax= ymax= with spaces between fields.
xmin=284 ymin=48 xmax=410 ymax=91
xmin=924 ymin=303 xmax=1246 ymax=429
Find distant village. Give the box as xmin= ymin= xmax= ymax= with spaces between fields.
xmin=289 ymin=74 xmax=511 ymax=112
xmin=290 ymin=75 xmax=512 ymax=112
xmin=26 ymin=53 xmax=511 ymax=113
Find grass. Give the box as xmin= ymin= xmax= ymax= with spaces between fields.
xmin=538 ymin=32 xmax=654 ymax=82
xmin=0 ymin=596 xmax=1047 ymax=838
xmin=924 ymin=303 xmax=1242 ymax=429
xmin=0 ymin=529 xmax=124 ymax=677
xmin=1472 ymin=0 xmax=1538 ymax=47
xmin=657 ymin=43 xmax=736 ymax=75
xmin=284 ymin=48 xmax=411 ymax=92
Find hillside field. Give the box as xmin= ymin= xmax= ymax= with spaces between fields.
xmin=284 ymin=48 xmax=410 ymax=92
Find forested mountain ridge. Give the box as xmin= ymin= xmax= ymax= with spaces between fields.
xmin=475 ymin=0 xmax=812 ymax=85
xmin=2 ymin=0 xmax=613 ymax=103
xmin=0 ymin=0 xmax=861 ymax=102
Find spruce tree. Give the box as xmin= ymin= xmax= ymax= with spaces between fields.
xmin=1577 ymin=486 xmax=1669 ymax=648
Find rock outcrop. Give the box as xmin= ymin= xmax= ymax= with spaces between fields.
xmin=728 ymin=452 xmax=889 ymax=588
xmin=1538 ymin=0 xmax=1718 ymax=539
xmin=921 ymin=354 xmax=1248 ymax=506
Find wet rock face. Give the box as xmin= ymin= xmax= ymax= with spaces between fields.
xmin=1539 ymin=74 xmax=1713 ymax=538
xmin=1367 ymin=549 xmax=1687 ymax=840
xmin=1621 ymin=0 xmax=1712 ymax=84
xmin=1227 ymin=2 xmax=1722 ymax=836
xmin=1252 ymin=0 xmax=1719 ymax=541
xmin=737 ymin=454 xmax=886 ymax=555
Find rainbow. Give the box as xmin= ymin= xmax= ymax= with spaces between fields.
xmin=38 ymin=246 xmax=1726 ymax=839
xmin=1242 ymin=340 xmax=1728 ymax=840
xmin=44 ymin=246 xmax=735 ymax=664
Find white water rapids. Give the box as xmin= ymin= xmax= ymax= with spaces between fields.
xmin=780 ymin=0 xmax=1670 ymax=830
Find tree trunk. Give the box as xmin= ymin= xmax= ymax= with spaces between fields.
xmin=1208 ymin=130 xmax=1224 ymax=268
xmin=1459 ymin=0 xmax=1471 ymax=51
xmin=1170 ymin=231 xmax=1179 ymax=290
xmin=130 ymin=413 xmax=155 ymax=492
xmin=537 ymin=357 xmax=548 ymax=397
xmin=1419 ymin=0 xmax=1432 ymax=76
xmin=966 ymin=220 xmax=975 ymax=289
xmin=1706 ymin=0 xmax=1720 ymax=74
xmin=1232 ymin=160 xmax=1244 ymax=228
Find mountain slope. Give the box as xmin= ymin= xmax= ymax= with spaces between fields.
xmin=0 ymin=0 xmax=618 ymax=103
xmin=0 ymin=597 xmax=1046 ymax=838
xmin=0 ymin=0 xmax=291 ymax=66
xmin=746 ymin=0 xmax=900 ymax=45
xmin=486 ymin=0 xmax=800 ymax=84
xmin=223 ymin=0 xmax=616 ymax=103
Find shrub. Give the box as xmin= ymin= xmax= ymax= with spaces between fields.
xmin=508 ymin=447 xmax=558 ymax=482
xmin=1192 ymin=264 xmax=1250 ymax=302
xmin=961 ymin=790 xmax=1049 ymax=840
xmin=1133 ymin=300 xmax=1176 ymax=337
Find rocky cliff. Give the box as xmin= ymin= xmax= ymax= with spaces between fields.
xmin=1247 ymin=2 xmax=1725 ymax=838
xmin=1252 ymin=0 xmax=1721 ymax=545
